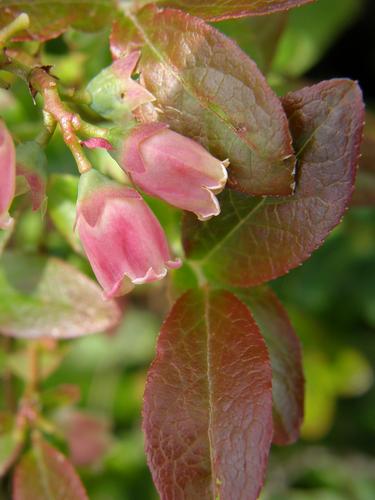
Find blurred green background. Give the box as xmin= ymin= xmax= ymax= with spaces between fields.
xmin=1 ymin=0 xmax=375 ymax=498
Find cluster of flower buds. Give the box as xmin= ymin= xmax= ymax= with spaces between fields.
xmin=0 ymin=52 xmax=229 ymax=298
xmin=80 ymin=51 xmax=230 ymax=297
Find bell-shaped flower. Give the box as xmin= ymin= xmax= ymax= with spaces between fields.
xmin=86 ymin=51 xmax=155 ymax=122
xmin=76 ymin=170 xmax=181 ymax=298
xmin=119 ymin=123 xmax=229 ymax=221
xmin=0 ymin=120 xmax=16 ymax=229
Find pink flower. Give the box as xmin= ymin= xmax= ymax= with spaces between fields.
xmin=120 ymin=123 xmax=229 ymax=221
xmin=0 ymin=120 xmax=16 ymax=229
xmin=86 ymin=51 xmax=155 ymax=122
xmin=76 ymin=170 xmax=181 ymax=298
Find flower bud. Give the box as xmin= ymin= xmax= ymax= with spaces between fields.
xmin=76 ymin=170 xmax=181 ymax=298
xmin=0 ymin=120 xmax=16 ymax=229
xmin=120 ymin=123 xmax=229 ymax=221
xmin=86 ymin=51 xmax=155 ymax=122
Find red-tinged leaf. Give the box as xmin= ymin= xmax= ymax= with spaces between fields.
xmin=13 ymin=438 xmax=88 ymax=500
xmin=183 ymin=79 xmax=364 ymax=286
xmin=235 ymin=286 xmax=304 ymax=445
xmin=57 ymin=411 xmax=112 ymax=467
xmin=110 ymin=6 xmax=296 ymax=196
xmin=135 ymin=0 xmax=315 ymax=22
xmin=352 ymin=112 xmax=375 ymax=207
xmin=0 ymin=252 xmax=121 ymax=339
xmin=0 ymin=0 xmax=117 ymax=42
xmin=143 ymin=288 xmax=273 ymax=500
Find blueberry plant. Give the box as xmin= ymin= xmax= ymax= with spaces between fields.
xmin=0 ymin=1 xmax=368 ymax=499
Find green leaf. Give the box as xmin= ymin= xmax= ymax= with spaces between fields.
xmin=47 ymin=174 xmax=81 ymax=253
xmin=111 ymin=6 xmax=296 ymax=196
xmin=216 ymin=12 xmax=288 ymax=74
xmin=13 ymin=437 xmax=88 ymax=500
xmin=0 ymin=251 xmax=121 ymax=339
xmin=272 ymin=0 xmax=364 ymax=77
xmin=0 ymin=412 xmax=22 ymax=477
xmin=234 ymin=286 xmax=304 ymax=445
xmin=183 ymin=80 xmax=364 ymax=287
xmin=0 ymin=0 xmax=118 ymax=41
xmin=136 ymin=0 xmax=315 ymax=22
xmin=143 ymin=288 xmax=273 ymax=499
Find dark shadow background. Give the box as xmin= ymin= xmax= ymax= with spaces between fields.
xmin=308 ymin=0 xmax=375 ymax=104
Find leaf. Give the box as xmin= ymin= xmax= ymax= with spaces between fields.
xmin=111 ymin=6 xmax=296 ymax=196
xmin=272 ymin=0 xmax=363 ymax=77
xmin=0 ymin=251 xmax=121 ymax=339
xmin=143 ymin=288 xmax=273 ymax=500
xmin=0 ymin=412 xmax=23 ymax=477
xmin=136 ymin=0 xmax=315 ymax=22
xmin=0 ymin=0 xmax=117 ymax=41
xmin=352 ymin=112 xmax=375 ymax=207
xmin=216 ymin=12 xmax=288 ymax=74
xmin=13 ymin=437 xmax=88 ymax=500
xmin=183 ymin=79 xmax=364 ymax=287
xmin=47 ymin=174 xmax=82 ymax=253
xmin=235 ymin=286 xmax=304 ymax=445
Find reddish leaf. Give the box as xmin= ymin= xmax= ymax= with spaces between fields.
xmin=352 ymin=112 xmax=375 ymax=207
xmin=0 ymin=0 xmax=117 ymax=42
xmin=143 ymin=288 xmax=273 ymax=500
xmin=136 ymin=0 xmax=315 ymax=22
xmin=235 ymin=287 xmax=304 ymax=445
xmin=183 ymin=79 xmax=364 ymax=286
xmin=13 ymin=438 xmax=88 ymax=500
xmin=0 ymin=252 xmax=121 ymax=339
xmin=57 ymin=411 xmax=112 ymax=467
xmin=110 ymin=6 xmax=296 ymax=196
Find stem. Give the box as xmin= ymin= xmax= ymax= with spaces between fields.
xmin=27 ymin=341 xmax=39 ymax=397
xmin=36 ymin=111 xmax=57 ymax=147
xmin=30 ymin=68 xmax=92 ymax=173
xmin=78 ymin=119 xmax=110 ymax=139
xmin=0 ymin=13 xmax=30 ymax=47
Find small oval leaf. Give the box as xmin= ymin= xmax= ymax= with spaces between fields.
xmin=13 ymin=438 xmax=88 ymax=500
xmin=143 ymin=288 xmax=273 ymax=500
xmin=0 ymin=252 xmax=121 ymax=339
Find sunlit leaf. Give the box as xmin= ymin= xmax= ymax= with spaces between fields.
xmin=143 ymin=288 xmax=273 ymax=499
xmin=0 ymin=0 xmax=118 ymax=41
xmin=111 ymin=6 xmax=296 ymax=196
xmin=0 ymin=252 xmax=121 ymax=339
xmin=13 ymin=437 xmax=88 ymax=500
xmin=235 ymin=286 xmax=304 ymax=445
xmin=136 ymin=0 xmax=314 ymax=22
xmin=183 ymin=80 xmax=364 ymax=287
